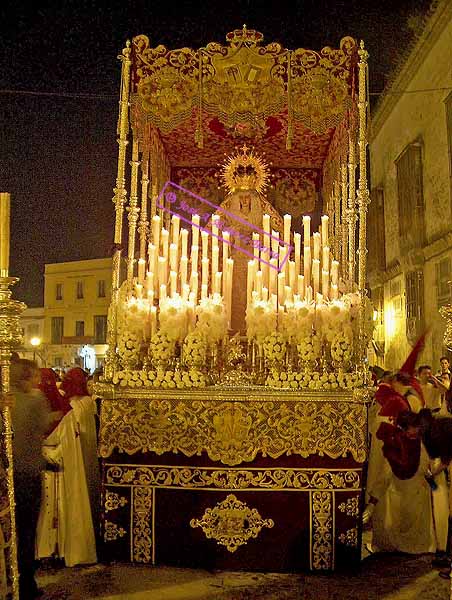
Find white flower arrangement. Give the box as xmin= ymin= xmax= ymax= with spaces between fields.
xmin=183 ymin=331 xmax=207 ymax=367
xmin=264 ymin=369 xmax=364 ymax=390
xmin=117 ymin=329 xmax=141 ymax=367
xmin=263 ymin=332 xmax=286 ymax=363
xmin=196 ymin=295 xmax=228 ymax=345
xmin=112 ymin=368 xmax=207 ymax=388
xmin=331 ymin=327 xmax=353 ymax=363
xmin=296 ymin=333 xmax=321 ymax=363
xmin=246 ymin=299 xmax=277 ymax=344
xmin=158 ymin=295 xmax=191 ymax=342
xmin=148 ymin=331 xmax=174 ymax=365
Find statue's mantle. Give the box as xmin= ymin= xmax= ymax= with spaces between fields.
xmin=99 ymin=387 xmax=369 ymax=465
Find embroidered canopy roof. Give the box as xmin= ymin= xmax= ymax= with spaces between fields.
xmin=129 ymin=26 xmax=359 ymax=171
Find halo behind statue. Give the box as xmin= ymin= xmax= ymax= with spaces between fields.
xmin=220 ymin=144 xmax=271 ymax=195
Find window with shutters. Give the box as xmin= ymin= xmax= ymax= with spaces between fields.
xmin=75 ymin=320 xmax=85 ymax=337
xmin=56 ymin=283 xmax=63 ymax=301
xmin=405 ymin=270 xmax=424 ymax=344
xmin=436 ymin=257 xmax=451 ymax=308
xmin=76 ymin=281 xmax=84 ymax=300
xmin=368 ymin=187 xmax=386 ymax=273
xmin=395 ymin=142 xmax=425 ymax=253
xmin=51 ymin=317 xmax=64 ymax=344
xmin=97 ymin=280 xmax=106 ymax=298
xmin=94 ymin=315 xmax=108 ymax=344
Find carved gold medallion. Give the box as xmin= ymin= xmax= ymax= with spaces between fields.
xmin=190 ymin=494 xmax=274 ymax=552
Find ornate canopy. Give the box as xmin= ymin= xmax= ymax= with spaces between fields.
xmin=130 ymin=27 xmax=358 ymax=172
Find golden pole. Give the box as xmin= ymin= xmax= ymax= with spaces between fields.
xmin=105 ymin=42 xmax=132 ymax=382
xmin=138 ymin=149 xmax=150 ymax=278
xmin=357 ymin=41 xmax=370 ymax=367
xmin=340 ymin=161 xmax=348 ymax=281
xmin=0 ymin=192 xmax=25 ymax=600
xmin=347 ymin=127 xmax=357 ymax=288
xmin=127 ymin=137 xmax=141 ymax=286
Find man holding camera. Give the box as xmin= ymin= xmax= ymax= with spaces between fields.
xmin=418 ymin=365 xmax=448 ymax=413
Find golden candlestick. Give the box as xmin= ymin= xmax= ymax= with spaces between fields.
xmin=0 ymin=277 xmax=26 ymax=600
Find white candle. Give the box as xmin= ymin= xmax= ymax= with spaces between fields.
xmin=191 ymin=245 xmax=199 ymax=275
xmin=316 ymin=292 xmax=324 ymax=304
xmin=250 ymin=232 xmax=259 ymax=261
xmin=313 ymin=232 xmax=321 ymax=260
xmin=263 ymin=214 xmax=271 ymax=236
xmin=212 ymin=246 xmax=219 ymax=281
xmin=262 ymin=214 xmax=271 ymax=289
xmin=322 ymin=246 xmax=330 ymax=272
xmin=159 ymin=283 xmax=167 ymax=301
xmin=201 ymin=230 xmax=209 ymax=260
xmin=161 ymin=229 xmax=169 ymax=260
xmin=303 ymin=246 xmax=311 ymax=287
xmin=285 ymin=285 xmax=293 ymax=305
xmin=322 ymin=269 xmax=329 ymax=298
xmin=222 ymin=231 xmax=229 ymax=295
xmin=297 ymin=274 xmax=305 ymax=299
xmin=312 ymin=259 xmax=320 ymax=296
xmin=262 ymin=287 xmax=269 ymax=302
xmin=148 ymin=243 xmax=156 ymax=278
xmin=171 ymin=215 xmax=180 ymax=246
xmin=331 ymin=260 xmax=339 ymax=286
xmin=289 ymin=261 xmax=296 ymax=290
xmin=138 ymin=258 xmax=146 ymax=283
xmin=147 ymin=289 xmax=154 ymax=306
xmin=303 ymin=215 xmax=311 ymax=246
xmin=201 ymin=283 xmax=208 ymax=299
xmin=283 ymin=214 xmax=291 ymax=247
xmin=190 ymin=271 xmax=199 ymax=301
xmin=201 ymin=257 xmax=209 ymax=291
xmin=256 ymin=270 xmax=263 ymax=298
xmin=331 ymin=284 xmax=339 ymax=299
xmin=170 ymin=270 xmax=177 ymax=296
xmin=271 ymin=229 xmax=279 ymax=256
xmin=152 ymin=215 xmax=161 ymax=251
xmin=269 ymin=258 xmax=277 ymax=296
xmin=214 ymin=271 xmax=222 ymax=295
xmin=158 ymin=256 xmax=167 ymax=287
xmin=135 ymin=283 xmax=143 ymax=299
xmin=192 ymin=214 xmax=200 ymax=248
xmin=181 ymin=228 xmax=188 ymax=258
xmin=212 ymin=215 xmax=220 ymax=250
xmin=277 ymin=272 xmax=286 ymax=306
xmin=182 ymin=283 xmax=190 ymax=301
xmin=146 ymin=271 xmax=154 ymax=293
xmin=226 ymin=258 xmax=234 ymax=326
xmin=180 ymin=256 xmax=188 ymax=289
xmin=321 ymin=215 xmax=329 ymax=248
xmin=306 ymin=285 xmax=313 ymax=303
xmin=271 ymin=293 xmax=278 ymax=312
xmin=294 ymin=232 xmax=301 ymax=277
xmin=247 ymin=260 xmax=256 ymax=307
xmin=169 ymin=243 xmax=178 ymax=272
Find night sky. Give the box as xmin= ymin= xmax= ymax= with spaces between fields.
xmin=0 ymin=0 xmax=432 ymax=306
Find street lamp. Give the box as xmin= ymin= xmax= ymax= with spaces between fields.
xmin=30 ymin=336 xmax=41 ymax=362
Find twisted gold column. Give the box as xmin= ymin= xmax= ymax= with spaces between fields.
xmin=0 ymin=276 xmax=25 ymax=600
xmin=341 ymin=162 xmax=348 ymax=280
xmin=347 ymin=128 xmax=357 ymax=288
xmin=127 ymin=138 xmax=141 ymax=285
xmin=357 ymin=41 xmax=370 ymax=369
xmin=105 ymin=42 xmax=132 ymax=381
xmin=138 ymin=149 xmax=150 ymax=279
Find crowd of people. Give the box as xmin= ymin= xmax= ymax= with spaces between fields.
xmin=366 ymin=353 xmax=452 ymax=579
xmin=1 ymin=358 xmax=101 ymax=599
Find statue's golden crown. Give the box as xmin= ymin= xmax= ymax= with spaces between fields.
xmin=220 ymin=145 xmax=270 ymax=195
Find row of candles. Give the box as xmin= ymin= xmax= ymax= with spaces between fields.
xmin=131 ymin=209 xmax=340 ymax=336
xmin=247 ymin=213 xmax=340 ymax=310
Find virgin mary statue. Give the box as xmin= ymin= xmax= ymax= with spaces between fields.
xmin=213 ymin=145 xmax=283 ymax=333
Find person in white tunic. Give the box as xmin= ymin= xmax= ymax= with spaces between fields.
xmin=37 ymin=368 xmax=98 ymax=566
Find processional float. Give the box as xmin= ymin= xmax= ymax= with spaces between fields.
xmin=97 ymin=26 xmax=373 ymax=572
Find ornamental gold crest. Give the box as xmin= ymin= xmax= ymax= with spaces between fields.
xmin=190 ymin=494 xmax=274 ymax=552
